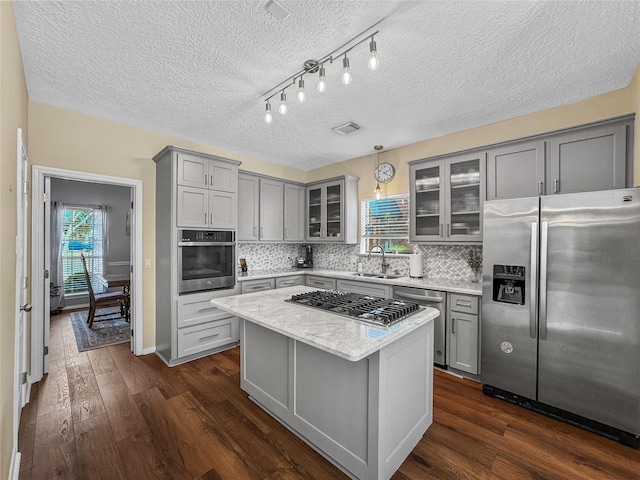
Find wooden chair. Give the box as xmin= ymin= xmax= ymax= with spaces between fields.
xmin=80 ymin=254 xmax=129 ymax=328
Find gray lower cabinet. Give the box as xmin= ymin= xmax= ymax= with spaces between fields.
xmin=240 ymin=319 xmax=434 ymax=480
xmin=446 ymin=293 xmax=479 ymax=374
xmin=306 ymin=275 xmax=336 ymax=290
xmin=241 ymin=278 xmax=275 ymax=294
xmin=336 ymin=279 xmax=391 ymax=298
xmin=275 ymin=275 xmax=304 ymax=288
xmin=487 ymin=119 xmax=631 ymax=200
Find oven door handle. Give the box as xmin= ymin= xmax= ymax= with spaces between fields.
xmin=178 ymin=241 xmax=236 ymax=247
xmin=394 ymin=292 xmax=444 ymax=303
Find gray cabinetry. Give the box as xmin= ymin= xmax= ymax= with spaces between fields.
xmin=446 ymin=293 xmax=479 ymax=375
xmin=487 ymin=120 xmax=631 ymax=200
xmin=336 ymin=278 xmax=391 ymax=298
xmin=275 ymin=275 xmax=304 ymax=288
xmin=410 ymin=152 xmax=485 ymax=243
xmin=306 ymin=176 xmax=358 ymax=244
xmin=238 ymin=172 xmax=304 ymax=242
xmin=241 ymin=278 xmax=275 ymax=294
xmin=306 ymin=275 xmax=336 ymax=290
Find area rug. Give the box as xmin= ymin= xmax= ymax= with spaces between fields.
xmin=69 ymin=308 xmax=130 ymax=352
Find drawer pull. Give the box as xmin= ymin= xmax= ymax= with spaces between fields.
xmin=197 ymin=307 xmax=218 ymax=313
xmin=456 ymin=300 xmax=472 ymax=308
xmin=280 ymin=281 xmax=293 ymax=286
xmin=199 ymin=333 xmax=220 ymax=342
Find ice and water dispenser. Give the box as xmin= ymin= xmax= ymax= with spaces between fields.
xmin=492 ymin=265 xmax=526 ymax=305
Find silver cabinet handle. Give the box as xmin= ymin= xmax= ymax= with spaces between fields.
xmin=539 ymin=221 xmax=548 ymax=340
xmin=204 ymin=174 xmax=208 ymax=186
xmin=439 ymin=224 xmax=443 ymax=236
xmin=204 ymin=213 xmax=207 ymax=224
xmin=456 ymin=300 xmax=471 ymax=308
xmin=451 ymin=318 xmax=455 ymax=334
xmin=209 ymin=213 xmax=213 ymax=225
xmin=199 ymin=333 xmax=219 ymax=342
xmin=554 ymin=178 xmax=559 ymax=194
xmin=210 ymin=175 xmax=213 ymax=188
xmin=538 ymin=181 xmax=543 ymax=195
xmin=260 ymin=226 xmax=264 ymax=237
xmin=530 ymin=222 xmax=538 ymax=339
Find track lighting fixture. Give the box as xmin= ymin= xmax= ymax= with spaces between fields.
xmin=261 ymin=26 xmax=380 ymax=123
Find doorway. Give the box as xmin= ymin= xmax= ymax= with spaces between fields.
xmin=31 ymin=166 xmax=143 ymax=382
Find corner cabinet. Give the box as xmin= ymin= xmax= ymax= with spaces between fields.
xmin=153 ymin=146 xmax=241 ymax=366
xmin=410 ymin=152 xmax=485 ymax=243
xmin=306 ymin=175 xmax=359 ymax=244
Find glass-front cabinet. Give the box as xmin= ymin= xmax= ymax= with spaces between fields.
xmin=306 ymin=176 xmax=359 ymax=244
xmin=410 ymin=152 xmax=485 ymax=243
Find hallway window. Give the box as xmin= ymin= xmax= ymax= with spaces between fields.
xmin=60 ymin=206 xmax=104 ymax=294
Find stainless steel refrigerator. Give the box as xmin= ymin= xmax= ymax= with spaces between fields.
xmin=481 ymin=187 xmax=640 ymax=446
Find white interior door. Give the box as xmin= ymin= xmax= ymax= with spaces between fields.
xmin=15 ymin=128 xmax=30 ymax=428
xmin=43 ymin=176 xmax=51 ymax=372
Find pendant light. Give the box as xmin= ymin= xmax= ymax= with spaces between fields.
xmin=317 ymin=65 xmax=326 ymax=93
xmin=374 ymin=145 xmax=383 ymax=200
xmin=341 ymin=54 xmax=352 ymax=85
xmin=297 ymin=77 xmax=306 ymax=103
xmin=368 ymin=36 xmax=379 ymax=71
xmin=264 ymin=101 xmax=273 ymax=124
xmin=279 ymin=91 xmax=287 ymax=114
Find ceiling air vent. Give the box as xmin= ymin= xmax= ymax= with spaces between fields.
xmin=333 ymin=122 xmax=361 ymax=135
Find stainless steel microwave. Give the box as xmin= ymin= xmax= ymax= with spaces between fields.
xmin=177 ymin=229 xmax=235 ymax=293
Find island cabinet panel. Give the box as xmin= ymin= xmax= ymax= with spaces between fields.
xmin=239 ymin=318 xmax=434 ymax=480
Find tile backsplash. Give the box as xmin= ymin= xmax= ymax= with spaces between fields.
xmin=237 ymin=243 xmax=482 ymax=282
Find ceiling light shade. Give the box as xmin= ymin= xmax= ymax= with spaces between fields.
xmin=317 ymin=65 xmax=326 ymax=93
xmin=297 ymin=78 xmax=306 ymax=103
xmin=264 ymin=101 xmax=273 ymax=124
xmin=342 ymin=55 xmax=352 ymax=85
xmin=374 ymin=182 xmax=382 ymax=200
xmin=368 ymin=38 xmax=379 ymax=71
xmin=279 ymin=91 xmax=287 ymax=114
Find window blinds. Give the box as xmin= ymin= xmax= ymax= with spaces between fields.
xmin=361 ymin=194 xmax=409 ymax=239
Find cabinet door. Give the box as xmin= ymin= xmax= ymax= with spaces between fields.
xmin=324 ymin=181 xmax=344 ymax=242
xmin=260 ymin=178 xmax=284 ymax=241
xmin=177 ymin=186 xmax=207 ymax=228
xmin=210 ymin=159 xmax=238 ymax=193
xmin=177 ymin=153 xmax=208 ymax=188
xmin=445 ymin=153 xmax=485 ymax=242
xmin=306 ymin=275 xmax=336 ymax=290
xmin=411 ymin=160 xmax=445 ymax=241
xmin=284 ymin=183 xmax=305 ymax=242
xmin=209 ymin=191 xmax=237 ymax=229
xmin=238 ymin=174 xmax=259 ymax=241
xmin=547 ymin=124 xmax=627 ymax=195
xmin=447 ymin=311 xmax=478 ymax=374
xmin=487 ymin=140 xmax=545 ymax=199
xmin=307 ymin=185 xmax=323 ymax=240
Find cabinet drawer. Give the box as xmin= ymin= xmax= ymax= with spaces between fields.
xmin=241 ymin=278 xmax=275 ymax=294
xmin=336 ymin=279 xmax=391 ymax=298
xmin=177 ymin=296 xmax=233 ymax=328
xmin=177 ymin=319 xmax=236 ymax=358
xmin=275 ymin=275 xmax=304 ymax=288
xmin=306 ymin=275 xmax=337 ymax=290
xmin=449 ymin=293 xmax=479 ymax=315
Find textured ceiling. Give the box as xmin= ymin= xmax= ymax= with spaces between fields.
xmin=13 ymin=1 xmax=640 ymax=170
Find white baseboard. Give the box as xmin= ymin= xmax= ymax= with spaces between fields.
xmin=142 ymin=345 xmax=156 ymax=355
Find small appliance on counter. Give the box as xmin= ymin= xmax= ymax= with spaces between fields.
xmin=296 ymin=245 xmax=313 ymax=268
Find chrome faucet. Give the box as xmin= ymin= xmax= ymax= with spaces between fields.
xmin=368 ymin=245 xmax=390 ymax=274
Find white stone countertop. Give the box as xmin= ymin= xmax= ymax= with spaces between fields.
xmin=210 ymin=285 xmax=440 ymax=362
xmin=236 ymin=267 xmax=482 ymax=296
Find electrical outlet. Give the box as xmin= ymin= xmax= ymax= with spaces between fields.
xmin=145 ymin=259 xmax=152 ymax=269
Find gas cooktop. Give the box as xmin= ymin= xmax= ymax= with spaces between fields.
xmin=287 ymin=290 xmax=421 ymax=328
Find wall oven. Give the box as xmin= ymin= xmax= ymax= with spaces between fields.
xmin=178 ymin=229 xmax=235 ymax=293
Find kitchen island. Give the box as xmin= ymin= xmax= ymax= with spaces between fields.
xmin=210 ymin=286 xmax=439 ymax=480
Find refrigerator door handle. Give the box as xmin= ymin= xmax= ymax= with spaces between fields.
xmin=530 ymin=222 xmax=538 ymax=339
xmin=539 ymin=221 xmax=549 ymax=340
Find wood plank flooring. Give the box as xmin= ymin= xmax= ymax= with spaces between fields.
xmin=19 ymin=312 xmax=640 ymax=479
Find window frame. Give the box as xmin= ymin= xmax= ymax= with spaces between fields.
xmin=360 ymin=192 xmax=412 ymax=255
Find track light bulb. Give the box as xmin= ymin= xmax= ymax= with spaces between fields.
xmin=317 ymin=66 xmax=326 ymax=93
xmin=342 ymin=56 xmax=352 ymax=85
xmin=297 ymin=78 xmax=306 ymax=103
xmin=368 ymin=39 xmax=379 ymax=71
xmin=279 ymin=91 xmax=287 ymax=114
xmin=264 ymin=102 xmax=273 ymax=124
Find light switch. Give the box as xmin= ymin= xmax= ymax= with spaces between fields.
xmin=145 ymin=259 xmax=152 ymax=269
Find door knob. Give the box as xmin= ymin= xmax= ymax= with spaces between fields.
xmin=21 ymin=303 xmax=32 ymax=312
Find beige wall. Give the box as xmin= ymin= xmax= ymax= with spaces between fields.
xmin=0 ymin=1 xmax=29 ymax=477
xmin=27 ymin=101 xmax=307 ymax=351
xmin=308 ymin=64 xmax=640 ymax=205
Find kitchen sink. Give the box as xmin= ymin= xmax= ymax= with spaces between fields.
xmin=351 ymin=273 xmax=404 ymax=280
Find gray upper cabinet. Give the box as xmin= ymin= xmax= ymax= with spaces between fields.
xmin=487 ymin=120 xmax=631 ymax=200
xmin=487 ymin=140 xmax=545 ymax=200
xmin=238 ymin=172 xmax=303 ymax=242
xmin=410 ymin=152 xmax=485 ymax=243
xmin=306 ymin=176 xmax=358 ymax=244
xmin=284 ymin=183 xmax=305 ymax=242
xmin=177 ymin=151 xmax=237 ymax=192
xmin=547 ymin=124 xmax=626 ymax=195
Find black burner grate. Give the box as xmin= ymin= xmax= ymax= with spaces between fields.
xmin=288 ymin=290 xmax=421 ymax=327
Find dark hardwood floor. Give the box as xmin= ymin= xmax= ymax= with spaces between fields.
xmin=19 ymin=312 xmax=640 ymax=479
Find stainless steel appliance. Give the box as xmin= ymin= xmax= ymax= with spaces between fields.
xmin=392 ymin=286 xmax=446 ymax=367
xmin=287 ymin=290 xmax=421 ymax=327
xmin=482 ymin=188 xmax=640 ymax=447
xmin=178 ymin=229 xmax=235 ymax=293
xmin=296 ymin=245 xmax=313 ymax=268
